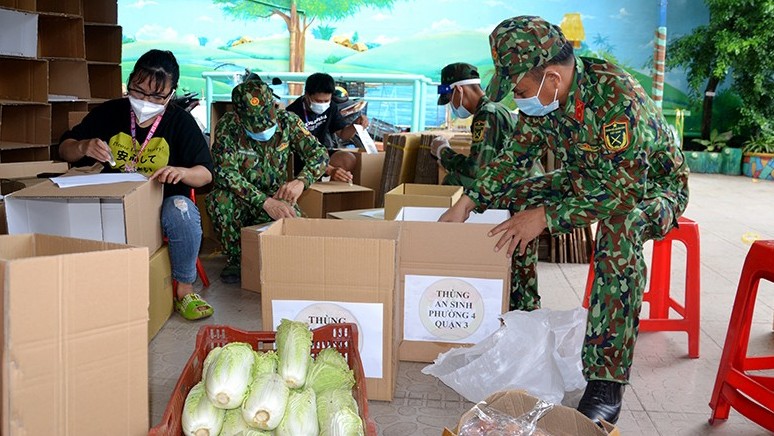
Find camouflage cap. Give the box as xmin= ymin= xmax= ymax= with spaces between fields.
xmin=437 ymin=63 xmax=480 ymax=105
xmin=232 ymin=80 xmax=277 ymax=132
xmin=486 ymin=16 xmax=568 ymax=102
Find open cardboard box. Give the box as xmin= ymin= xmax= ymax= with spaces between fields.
xmin=443 ymin=390 xmax=619 ymax=436
xmin=148 ymin=245 xmax=173 ymax=342
xmin=384 ymin=183 xmax=462 ymax=220
xmin=240 ymin=222 xmax=272 ymax=293
xmin=259 ymin=218 xmax=401 ymax=401
xmin=352 ymin=149 xmax=386 ymax=193
xmin=5 ymin=178 xmax=163 ymax=254
xmin=297 ymin=181 xmax=375 ymax=218
xmin=0 ymin=234 xmax=148 ymax=435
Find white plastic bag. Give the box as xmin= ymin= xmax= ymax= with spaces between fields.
xmin=422 ymin=307 xmax=587 ymax=404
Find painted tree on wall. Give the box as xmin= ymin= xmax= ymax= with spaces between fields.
xmin=213 ymin=0 xmax=397 ymax=73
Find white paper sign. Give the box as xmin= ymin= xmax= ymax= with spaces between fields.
xmin=354 ymin=124 xmax=378 ymax=154
xmin=51 ymin=173 xmax=147 ymax=188
xmin=404 ymin=275 xmax=504 ymax=343
xmin=272 ymin=300 xmax=384 ymax=378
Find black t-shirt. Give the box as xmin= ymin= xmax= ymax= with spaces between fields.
xmin=285 ymin=96 xmax=348 ymax=150
xmin=61 ymin=98 xmax=213 ymax=198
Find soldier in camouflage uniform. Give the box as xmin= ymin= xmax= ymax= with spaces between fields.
xmin=440 ymin=16 xmax=689 ymax=424
xmin=431 ymin=62 xmax=540 ymax=311
xmin=207 ymin=80 xmax=329 ymax=283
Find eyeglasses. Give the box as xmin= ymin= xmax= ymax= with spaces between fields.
xmin=127 ymin=87 xmax=174 ymax=104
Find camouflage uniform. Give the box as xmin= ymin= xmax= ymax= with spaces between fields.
xmin=437 ymin=62 xmax=540 ymax=311
xmin=206 ymin=81 xmax=328 ymax=268
xmin=471 ymin=17 xmax=689 ymax=383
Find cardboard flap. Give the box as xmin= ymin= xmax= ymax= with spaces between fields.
xmin=7 ymin=179 xmax=147 ymax=199
xmin=395 ymin=207 xmax=510 ymax=224
xmin=310 ymin=181 xmax=373 ymax=194
xmin=399 ymin=221 xmax=510 ymax=271
xmin=0 ymin=161 xmax=69 ymax=180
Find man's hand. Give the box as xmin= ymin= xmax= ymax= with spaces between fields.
xmin=274 ymin=179 xmax=305 ymax=204
xmin=430 ymin=136 xmax=451 ymax=158
xmin=78 ymin=138 xmax=113 ymax=163
xmin=439 ymin=195 xmax=475 ymax=223
xmin=354 ymin=114 xmax=369 ymax=129
xmin=326 ymin=165 xmax=353 ymax=183
xmin=489 ymin=206 xmax=547 ymax=257
xmin=263 ymin=197 xmax=297 ymax=220
xmin=150 ymin=166 xmax=187 ymax=184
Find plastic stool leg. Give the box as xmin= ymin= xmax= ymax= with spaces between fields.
xmin=196 ymin=257 xmax=210 ymax=288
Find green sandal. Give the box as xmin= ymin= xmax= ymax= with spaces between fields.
xmin=175 ymin=293 xmax=214 ymax=321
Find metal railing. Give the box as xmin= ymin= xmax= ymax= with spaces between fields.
xmin=202 ymin=71 xmax=433 ymax=133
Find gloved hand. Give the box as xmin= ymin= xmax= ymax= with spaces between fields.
xmin=430 ymin=136 xmax=452 ymax=159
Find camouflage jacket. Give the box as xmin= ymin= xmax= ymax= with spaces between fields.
xmin=440 ymin=95 xmax=517 ymax=189
xmin=211 ymin=109 xmax=329 ymax=209
xmin=468 ymin=56 xmax=688 ymax=233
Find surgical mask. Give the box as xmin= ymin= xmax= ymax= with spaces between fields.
xmin=129 ymin=96 xmax=167 ymax=124
xmin=514 ymin=73 xmax=560 ymax=117
xmin=245 ymin=124 xmax=277 ymax=142
xmin=450 ymin=86 xmax=472 ymax=119
xmin=308 ymin=101 xmax=330 ymax=115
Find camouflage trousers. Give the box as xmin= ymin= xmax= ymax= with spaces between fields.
xmin=205 ymin=188 xmax=288 ymax=267
xmin=498 ymin=177 xmax=688 ymax=383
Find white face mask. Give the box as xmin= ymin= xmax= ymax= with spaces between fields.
xmin=514 ymin=73 xmax=560 ymax=117
xmin=129 ymin=96 xmax=167 ymax=123
xmin=308 ymin=100 xmax=330 ymax=115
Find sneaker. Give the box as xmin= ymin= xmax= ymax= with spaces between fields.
xmin=220 ymin=264 xmax=241 ymax=284
xmin=577 ymin=380 xmax=625 ymax=425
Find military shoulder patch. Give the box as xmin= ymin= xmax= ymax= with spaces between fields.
xmin=602 ymin=119 xmax=630 ymax=152
xmin=472 ymin=120 xmax=487 ymax=142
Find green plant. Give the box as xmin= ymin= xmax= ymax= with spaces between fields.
xmin=324 ymin=55 xmax=345 ymax=64
xmin=666 ymin=1 xmax=774 ymax=140
xmin=692 ymin=129 xmax=732 ymax=152
xmin=742 ymin=132 xmax=774 ymax=154
xmin=312 ymin=24 xmax=336 ymax=40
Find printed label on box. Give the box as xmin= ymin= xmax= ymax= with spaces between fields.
xmin=404 ymin=275 xmax=503 ymax=343
xmin=272 ymin=300 xmax=384 ymax=378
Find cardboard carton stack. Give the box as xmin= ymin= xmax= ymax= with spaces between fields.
xmin=377 ymin=132 xmax=421 ymax=207
xmin=0 ymin=0 xmax=121 ymax=163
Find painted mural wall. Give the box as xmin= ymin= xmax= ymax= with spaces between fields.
xmin=118 ymin=0 xmax=709 ymax=128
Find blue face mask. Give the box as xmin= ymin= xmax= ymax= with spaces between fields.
xmin=514 ymin=73 xmax=559 ymax=117
xmin=245 ymin=124 xmax=277 ymax=142
xmin=450 ymin=86 xmax=472 ymax=119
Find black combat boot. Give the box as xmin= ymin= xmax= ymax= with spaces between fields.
xmin=576 ymin=380 xmax=625 ymax=425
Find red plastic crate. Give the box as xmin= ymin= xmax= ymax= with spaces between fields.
xmin=149 ymin=323 xmax=377 ymax=436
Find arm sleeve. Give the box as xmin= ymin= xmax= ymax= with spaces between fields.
xmin=441 ymin=112 xmax=506 ymax=182
xmin=210 ymin=114 xmax=269 ymax=210
xmin=287 ymin=113 xmax=330 ymax=188
xmin=59 ymin=101 xmax=114 ymax=166
xmin=464 ymin=124 xmax=546 ymax=211
xmin=328 ymin=105 xmax=349 ymax=133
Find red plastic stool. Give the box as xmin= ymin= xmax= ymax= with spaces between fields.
xmin=708 ymin=240 xmax=774 ymax=431
xmin=583 ymin=216 xmax=700 ymax=358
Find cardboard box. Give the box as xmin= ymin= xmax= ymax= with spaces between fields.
xmin=48 ymin=59 xmax=90 ymax=100
xmin=36 ymin=0 xmax=81 ymax=15
xmin=0 ymin=57 xmax=48 ymax=103
xmin=148 ymin=245 xmax=173 ymax=341
xmin=383 ymin=183 xmax=462 ymax=220
xmin=51 ymin=101 xmax=88 ymax=142
xmin=378 ymin=132 xmax=421 ymax=206
xmin=209 ymin=101 xmax=233 ymax=145
xmin=82 ymin=0 xmax=118 ymax=24
xmin=87 ymin=62 xmax=122 ymax=100
xmin=38 ymin=14 xmax=85 ymax=59
xmin=443 ymin=390 xmax=619 ymax=436
xmin=326 ymin=207 xmax=384 ymax=220
xmin=297 ymin=181 xmax=375 ymax=218
xmin=260 ymin=218 xmax=401 ymax=401
xmin=396 ymin=218 xmax=510 ymax=362
xmin=0 ymin=160 xmax=68 ymax=181
xmin=6 ymin=179 xmax=163 ymax=254
xmin=0 ymin=8 xmax=37 ymax=58
xmin=0 ymin=146 xmax=49 ymax=163
xmin=0 ymin=234 xmax=149 ymax=435
xmin=84 ymin=24 xmax=121 ymax=63
xmin=240 ymin=222 xmax=272 ymax=293
xmin=352 ymin=150 xmax=385 ymax=193
xmin=0 ymin=103 xmax=52 ymax=149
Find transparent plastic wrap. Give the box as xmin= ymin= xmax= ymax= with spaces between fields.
xmin=458 ymin=400 xmax=555 ymax=436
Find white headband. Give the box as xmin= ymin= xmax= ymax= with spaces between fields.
xmin=450 ymin=78 xmax=481 ymax=88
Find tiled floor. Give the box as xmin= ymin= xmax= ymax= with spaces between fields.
xmin=149 ymin=173 xmax=774 ymax=435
